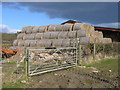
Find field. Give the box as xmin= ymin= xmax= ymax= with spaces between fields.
xmin=2 ymin=57 xmax=119 ymax=88
xmin=1 ymin=33 xmax=17 ymax=49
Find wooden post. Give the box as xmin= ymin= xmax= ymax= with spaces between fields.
xmin=93 ymin=44 xmax=96 ymax=60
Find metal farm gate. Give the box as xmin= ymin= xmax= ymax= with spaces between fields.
xmin=26 ymin=47 xmax=78 ymax=76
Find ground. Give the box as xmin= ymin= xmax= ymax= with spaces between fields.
xmin=2 ymin=57 xmax=119 ymax=88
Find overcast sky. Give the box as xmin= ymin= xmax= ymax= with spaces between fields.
xmin=1 ymin=2 xmax=119 ymax=33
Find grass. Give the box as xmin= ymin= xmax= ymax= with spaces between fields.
xmin=85 ymin=57 xmax=119 ymax=74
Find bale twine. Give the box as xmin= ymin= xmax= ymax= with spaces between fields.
xmin=36 ymin=39 xmax=52 ymax=47
xmin=18 ymin=40 xmax=25 ymax=47
xmin=26 ymin=26 xmax=34 ymax=34
xmin=35 ymin=33 xmax=44 ymax=40
xmin=77 ymin=29 xmax=90 ymax=37
xmin=58 ymin=32 xmax=68 ymax=39
xmin=52 ymin=39 xmax=63 ymax=47
xmin=43 ymin=32 xmax=51 ymax=39
xmin=68 ymin=31 xmax=77 ymax=38
xmin=32 ymin=26 xmax=40 ymax=33
xmin=79 ymin=37 xmax=95 ymax=45
xmin=63 ymin=24 xmax=73 ymax=31
xmin=38 ymin=26 xmax=47 ymax=33
xmin=49 ymin=32 xmax=59 ymax=39
xmin=13 ymin=40 xmax=19 ymax=46
xmin=17 ymin=33 xmax=26 ymax=40
xmin=21 ymin=26 xmax=31 ymax=33
xmin=54 ymin=25 xmax=64 ymax=31
xmin=62 ymin=39 xmax=71 ymax=47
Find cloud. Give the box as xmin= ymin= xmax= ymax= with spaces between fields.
xmin=3 ymin=2 xmax=118 ymax=24
xmin=95 ymin=22 xmax=120 ymax=28
xmin=0 ymin=25 xmax=21 ymax=33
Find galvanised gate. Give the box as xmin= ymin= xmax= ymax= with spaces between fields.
xmin=26 ymin=47 xmax=78 ymax=76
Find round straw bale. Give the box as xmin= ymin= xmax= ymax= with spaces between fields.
xmin=35 ymin=33 xmax=44 ymax=40
xmin=54 ymin=25 xmax=64 ymax=31
xmin=63 ymin=24 xmax=73 ymax=31
xmin=18 ymin=40 xmax=25 ymax=47
xmin=27 ymin=33 xmax=36 ymax=40
xmin=49 ymin=32 xmax=59 ymax=39
xmin=79 ymin=37 xmax=95 ymax=45
xmin=23 ymin=34 xmax=29 ymax=40
xmin=77 ymin=30 xmax=90 ymax=37
xmin=32 ymin=26 xmax=40 ymax=33
xmin=48 ymin=25 xmax=56 ymax=31
xmin=13 ymin=40 xmax=19 ymax=46
xmin=38 ymin=26 xmax=47 ymax=33
xmin=21 ymin=26 xmax=31 ymax=33
xmin=43 ymin=32 xmax=51 ymax=39
xmin=68 ymin=31 xmax=77 ymax=38
xmin=17 ymin=33 xmax=26 ymax=40
xmin=29 ymin=40 xmax=37 ymax=47
xmin=24 ymin=40 xmax=30 ymax=47
xmin=88 ymin=26 xmax=95 ymax=31
xmin=62 ymin=39 xmax=71 ymax=47
xmin=25 ymin=26 xmax=34 ymax=34
xmin=36 ymin=39 xmax=52 ymax=47
xmin=73 ymin=23 xmax=84 ymax=30
xmin=102 ymin=38 xmax=112 ymax=44
xmin=58 ymin=32 xmax=68 ymax=39
xmin=53 ymin=39 xmax=63 ymax=47
xmin=97 ymin=31 xmax=103 ymax=38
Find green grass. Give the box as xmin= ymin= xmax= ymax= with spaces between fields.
xmin=85 ymin=57 xmax=119 ymax=73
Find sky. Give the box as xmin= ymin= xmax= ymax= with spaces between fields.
xmin=0 ymin=2 xmax=119 ymax=33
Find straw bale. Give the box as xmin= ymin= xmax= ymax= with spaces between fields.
xmin=77 ymin=29 xmax=90 ymax=37
xmin=52 ymin=39 xmax=63 ymax=47
xmin=58 ymin=32 xmax=68 ymax=39
xmin=79 ymin=37 xmax=95 ymax=45
xmin=49 ymin=32 xmax=59 ymax=39
xmin=13 ymin=40 xmax=19 ymax=46
xmin=62 ymin=39 xmax=71 ymax=47
xmin=38 ymin=26 xmax=47 ymax=33
xmin=35 ymin=33 xmax=44 ymax=40
xmin=17 ymin=33 xmax=26 ymax=40
xmin=63 ymin=24 xmax=73 ymax=31
xmin=68 ymin=31 xmax=77 ymax=38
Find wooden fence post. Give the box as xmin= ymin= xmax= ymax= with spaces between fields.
xmin=78 ymin=44 xmax=82 ymax=65
xmin=93 ymin=44 xmax=96 ymax=60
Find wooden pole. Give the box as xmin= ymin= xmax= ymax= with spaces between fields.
xmin=93 ymin=44 xmax=96 ymax=60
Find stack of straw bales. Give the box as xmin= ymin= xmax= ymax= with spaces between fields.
xmin=12 ymin=22 xmax=112 ymax=49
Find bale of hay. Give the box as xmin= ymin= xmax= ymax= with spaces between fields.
xmin=26 ymin=26 xmax=34 ymax=34
xmin=58 ymin=32 xmax=68 ymax=39
xmin=18 ymin=40 xmax=25 ymax=47
xmin=97 ymin=31 xmax=103 ymax=38
xmin=21 ymin=26 xmax=31 ymax=33
xmin=62 ymin=39 xmax=71 ymax=47
xmin=102 ymin=38 xmax=112 ymax=44
xmin=27 ymin=34 xmax=36 ymax=40
xmin=17 ymin=33 xmax=26 ymax=40
xmin=77 ymin=29 xmax=90 ymax=37
xmin=93 ymin=31 xmax=103 ymax=38
xmin=55 ymin=25 xmax=64 ymax=31
xmin=48 ymin=25 xmax=56 ymax=31
xmin=29 ymin=40 xmax=37 ymax=47
xmin=38 ymin=26 xmax=47 ymax=33
xmin=32 ymin=26 xmax=40 ymax=33
xmin=73 ymin=23 xmax=90 ymax=31
xmin=73 ymin=23 xmax=83 ymax=30
xmin=43 ymin=32 xmax=51 ymax=39
xmin=79 ymin=37 xmax=95 ymax=45
xmin=36 ymin=39 xmax=52 ymax=47
xmin=23 ymin=34 xmax=29 ymax=40
xmin=49 ymin=32 xmax=59 ymax=39
xmin=35 ymin=33 xmax=44 ymax=40
xmin=63 ymin=24 xmax=73 ymax=31
xmin=13 ymin=40 xmax=19 ymax=46
xmin=52 ymin=39 xmax=63 ymax=47
xmin=24 ymin=40 xmax=30 ymax=47
xmin=68 ymin=31 xmax=77 ymax=38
